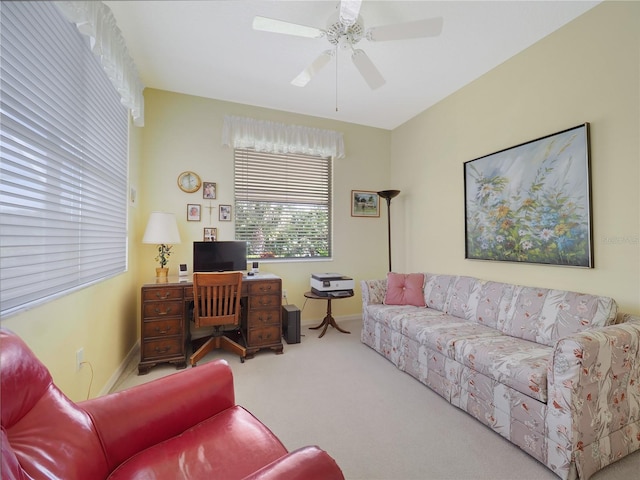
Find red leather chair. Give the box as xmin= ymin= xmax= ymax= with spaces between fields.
xmin=0 ymin=329 xmax=344 ymax=480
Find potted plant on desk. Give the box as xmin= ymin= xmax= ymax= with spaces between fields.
xmin=155 ymin=244 xmax=173 ymax=278
xmin=142 ymin=212 xmax=181 ymax=278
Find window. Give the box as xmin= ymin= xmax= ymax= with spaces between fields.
xmin=234 ymin=149 xmax=332 ymax=260
xmin=0 ymin=2 xmax=128 ymax=317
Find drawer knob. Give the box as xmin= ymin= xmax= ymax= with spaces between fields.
xmin=154 ymin=307 xmax=173 ymax=316
xmin=154 ymin=346 xmax=171 ymax=354
xmin=155 ymin=291 xmax=171 ymax=299
xmin=154 ymin=326 xmax=172 ymax=334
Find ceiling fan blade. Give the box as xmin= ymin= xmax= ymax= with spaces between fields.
xmin=339 ymin=0 xmax=362 ymax=27
xmin=351 ymin=49 xmax=385 ymax=90
xmin=291 ymin=50 xmax=334 ymax=87
xmin=253 ymin=16 xmax=324 ymax=39
xmin=367 ymin=17 xmax=443 ymax=42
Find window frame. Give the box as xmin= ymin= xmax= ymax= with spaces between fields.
xmin=233 ymin=148 xmax=333 ymax=262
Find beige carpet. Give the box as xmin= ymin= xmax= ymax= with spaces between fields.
xmin=114 ymin=318 xmax=639 ymax=480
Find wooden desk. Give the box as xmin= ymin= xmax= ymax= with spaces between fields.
xmin=139 ymin=274 xmax=282 ymax=374
xmin=304 ymin=291 xmax=352 ymax=338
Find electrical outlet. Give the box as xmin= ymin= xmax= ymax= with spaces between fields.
xmin=76 ymin=348 xmax=84 ymax=372
xmin=282 ymin=289 xmax=287 ymax=298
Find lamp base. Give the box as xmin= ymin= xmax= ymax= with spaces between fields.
xmin=155 ymin=267 xmax=169 ymax=278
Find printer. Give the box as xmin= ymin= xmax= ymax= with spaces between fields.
xmin=310 ymin=273 xmax=354 ymax=297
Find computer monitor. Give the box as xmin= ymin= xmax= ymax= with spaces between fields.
xmin=193 ymin=241 xmax=248 ymax=272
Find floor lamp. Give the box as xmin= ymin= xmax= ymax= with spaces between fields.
xmin=377 ymin=190 xmax=400 ymax=272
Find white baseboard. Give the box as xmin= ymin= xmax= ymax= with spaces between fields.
xmin=100 ymin=340 xmax=140 ymax=396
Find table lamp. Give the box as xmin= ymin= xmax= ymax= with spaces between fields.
xmin=142 ymin=212 xmax=181 ymax=277
xmin=377 ymin=190 xmax=400 ymax=272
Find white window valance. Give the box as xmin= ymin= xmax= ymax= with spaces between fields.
xmin=222 ymin=115 xmax=345 ymax=159
xmin=55 ymin=1 xmax=145 ymax=126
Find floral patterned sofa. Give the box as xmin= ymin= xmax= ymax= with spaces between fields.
xmin=361 ymin=273 xmax=640 ymax=480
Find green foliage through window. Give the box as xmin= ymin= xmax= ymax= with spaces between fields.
xmin=234 ymin=149 xmax=332 ymax=259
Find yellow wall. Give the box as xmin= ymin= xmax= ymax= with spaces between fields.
xmin=390 ymin=1 xmax=640 ymax=314
xmin=138 ymin=90 xmax=391 ymax=325
xmin=3 ymin=1 xmax=637 ymax=401
xmin=1 ymin=122 xmax=144 ymax=401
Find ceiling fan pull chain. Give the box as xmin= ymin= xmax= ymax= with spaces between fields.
xmin=335 ymin=44 xmax=339 ymax=112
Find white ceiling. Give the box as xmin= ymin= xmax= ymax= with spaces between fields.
xmin=105 ymin=1 xmax=600 ymax=130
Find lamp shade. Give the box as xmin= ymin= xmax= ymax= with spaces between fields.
xmin=142 ymin=212 xmax=181 ymax=244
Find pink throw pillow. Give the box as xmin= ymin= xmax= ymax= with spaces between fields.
xmin=384 ymin=273 xmax=426 ymax=307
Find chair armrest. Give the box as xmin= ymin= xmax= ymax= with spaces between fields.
xmin=547 ymin=317 xmax=640 ymax=477
xmin=80 ymin=359 xmax=235 ymax=472
xmin=360 ymin=279 xmax=386 ymax=306
xmin=242 ymin=446 xmax=345 ymax=480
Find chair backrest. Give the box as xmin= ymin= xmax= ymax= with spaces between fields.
xmin=193 ymin=271 xmax=243 ymax=329
xmin=1 ymin=329 xmax=110 ymax=480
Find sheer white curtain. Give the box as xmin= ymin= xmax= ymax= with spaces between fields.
xmin=55 ymin=1 xmax=145 ymax=126
xmin=222 ymin=115 xmax=345 ymax=159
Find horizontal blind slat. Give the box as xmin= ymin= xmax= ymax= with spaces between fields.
xmin=0 ymin=2 xmax=128 ymax=317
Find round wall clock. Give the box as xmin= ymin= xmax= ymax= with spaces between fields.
xmin=177 ymin=171 xmax=201 ymax=193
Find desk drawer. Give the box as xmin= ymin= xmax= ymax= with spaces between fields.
xmin=248 ymin=280 xmax=280 ymax=296
xmin=143 ymin=300 xmax=183 ymax=319
xmin=249 ymin=294 xmax=281 ymax=310
xmin=143 ymin=318 xmax=183 ymax=338
xmin=143 ymin=287 xmax=183 ymax=302
xmin=142 ymin=337 xmax=183 ymax=360
xmin=247 ymin=325 xmax=281 ymax=347
xmin=247 ymin=308 xmax=280 ymax=327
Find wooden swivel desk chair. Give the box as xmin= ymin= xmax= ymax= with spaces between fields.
xmin=190 ymin=271 xmax=246 ymax=366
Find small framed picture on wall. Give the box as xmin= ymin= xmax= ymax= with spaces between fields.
xmin=203 ymin=227 xmax=217 ymax=241
xmin=187 ymin=203 xmax=201 ymax=221
xmin=203 ymin=182 xmax=216 ymax=199
xmin=219 ymin=204 xmax=232 ymax=221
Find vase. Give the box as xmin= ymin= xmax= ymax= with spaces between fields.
xmin=155 ymin=267 xmax=169 ymax=278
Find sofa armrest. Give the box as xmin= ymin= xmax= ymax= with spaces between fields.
xmin=81 ymin=359 xmax=235 ymax=472
xmin=242 ymin=446 xmax=345 ymax=480
xmin=547 ymin=316 xmax=640 ymax=478
xmin=361 ymin=279 xmax=387 ymax=306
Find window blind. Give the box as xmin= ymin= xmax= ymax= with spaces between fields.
xmin=234 ymin=149 xmax=332 ymax=259
xmin=0 ymin=1 xmax=128 ymax=317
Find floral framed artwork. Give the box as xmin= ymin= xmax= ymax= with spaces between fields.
xmin=187 ymin=203 xmax=201 ymax=222
xmin=203 ymin=182 xmax=216 ymax=199
xmin=351 ymin=190 xmax=380 ymax=217
xmin=464 ymin=123 xmax=592 ymax=267
xmin=219 ymin=204 xmax=231 ymax=221
xmin=203 ymin=227 xmax=217 ymax=241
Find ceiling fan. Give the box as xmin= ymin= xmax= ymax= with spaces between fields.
xmin=253 ymin=0 xmax=443 ymax=90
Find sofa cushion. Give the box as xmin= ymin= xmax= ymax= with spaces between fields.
xmin=454 ymin=335 xmax=552 ymax=402
xmin=367 ymin=304 xmax=443 ymax=333
xmin=502 ymin=286 xmax=618 ymax=346
xmin=465 ymin=281 xmax=514 ymax=330
xmin=404 ymin=314 xmax=502 ymax=359
xmin=107 ymin=406 xmax=288 ymax=480
xmin=384 ymin=273 xmax=426 ymax=307
xmin=443 ymin=276 xmax=478 ymax=319
xmin=423 ymin=274 xmax=457 ymax=311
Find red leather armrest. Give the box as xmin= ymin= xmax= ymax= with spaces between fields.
xmin=242 ymin=446 xmax=345 ymax=480
xmin=81 ymin=359 xmax=235 ymax=471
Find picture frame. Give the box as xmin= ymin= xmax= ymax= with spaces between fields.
xmin=203 ymin=227 xmax=217 ymax=242
xmin=203 ymin=182 xmax=216 ymax=199
xmin=219 ymin=204 xmax=232 ymax=221
xmin=464 ymin=123 xmax=592 ymax=267
xmin=187 ymin=203 xmax=201 ymax=222
xmin=351 ymin=190 xmax=380 ymax=217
